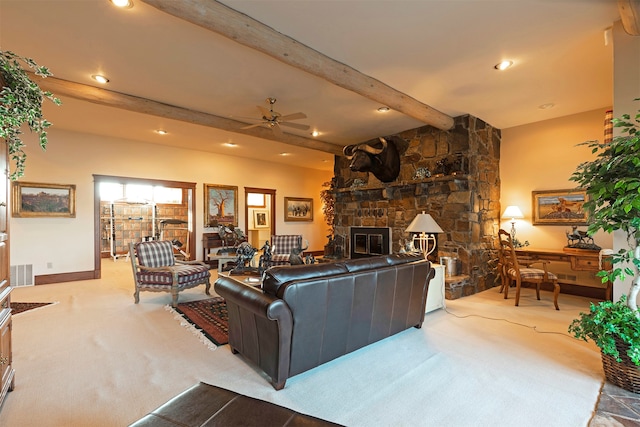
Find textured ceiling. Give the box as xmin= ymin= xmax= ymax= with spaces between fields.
xmin=0 ymin=0 xmax=620 ymax=171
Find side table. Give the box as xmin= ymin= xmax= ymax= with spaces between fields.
xmin=208 ymin=253 xmax=237 ymax=272
xmin=426 ymin=263 xmax=446 ymax=314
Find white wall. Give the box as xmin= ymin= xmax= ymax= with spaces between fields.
xmin=11 ymin=128 xmax=332 ymax=278
xmin=501 ymin=108 xmax=613 ymax=250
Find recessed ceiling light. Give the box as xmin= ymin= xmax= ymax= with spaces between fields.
xmin=222 ymin=142 xmax=237 ymax=147
xmin=110 ymin=0 xmax=133 ymax=8
xmin=538 ymin=103 xmax=555 ymax=110
xmin=279 ymin=152 xmax=291 ymax=156
xmin=377 ymin=106 xmax=390 ymax=112
xmin=494 ymin=60 xmax=513 ymax=71
xmin=311 ymin=130 xmax=320 ymax=137
xmin=155 ymin=129 xmax=168 ymax=135
xmin=91 ymin=74 xmax=109 ymax=84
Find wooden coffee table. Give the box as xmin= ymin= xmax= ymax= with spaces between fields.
xmin=218 ymin=271 xmax=262 ymax=288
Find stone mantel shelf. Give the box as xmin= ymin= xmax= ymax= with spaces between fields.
xmin=335 ymin=174 xmax=470 ymax=193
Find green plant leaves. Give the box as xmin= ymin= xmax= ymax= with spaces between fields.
xmin=570 ymin=101 xmax=640 ymax=284
xmin=569 ymin=296 xmax=640 ymax=364
xmin=0 ymin=50 xmax=61 ymax=179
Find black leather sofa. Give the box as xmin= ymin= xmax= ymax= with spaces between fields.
xmin=129 ymin=382 xmax=342 ymax=426
xmin=214 ymin=253 xmax=434 ymax=390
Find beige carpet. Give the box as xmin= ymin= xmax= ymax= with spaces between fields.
xmin=0 ymin=260 xmax=603 ymax=426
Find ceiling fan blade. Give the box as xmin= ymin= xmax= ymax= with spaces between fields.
xmin=271 ymin=122 xmax=283 ymax=137
xmin=279 ymin=112 xmax=307 ymax=121
xmin=241 ymin=123 xmax=265 ymax=130
xmin=257 ymin=105 xmax=271 ymax=118
xmin=279 ymin=122 xmax=310 ymax=130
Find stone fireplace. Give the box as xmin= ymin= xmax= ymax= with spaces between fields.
xmin=331 ymin=114 xmax=501 ymax=299
xmin=349 ymin=226 xmax=392 ymax=258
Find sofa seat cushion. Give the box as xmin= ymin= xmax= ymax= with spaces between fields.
xmin=129 ymin=382 xmax=342 ymax=427
xmin=137 ymin=264 xmax=210 ymax=287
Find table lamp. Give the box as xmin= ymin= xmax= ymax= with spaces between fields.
xmin=405 ymin=211 xmax=443 ymax=259
xmin=502 ymin=205 xmax=524 ymax=242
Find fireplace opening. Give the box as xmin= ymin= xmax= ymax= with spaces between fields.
xmin=349 ymin=227 xmax=391 ymax=258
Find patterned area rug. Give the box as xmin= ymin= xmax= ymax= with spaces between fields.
xmin=168 ymin=297 xmax=228 ymax=348
xmin=12 ymin=302 xmax=54 ymax=315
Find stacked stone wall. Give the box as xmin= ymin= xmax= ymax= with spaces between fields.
xmin=331 ymin=114 xmax=501 ymax=298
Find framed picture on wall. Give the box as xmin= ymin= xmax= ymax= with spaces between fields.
xmin=532 ymin=189 xmax=588 ymax=225
xmin=204 ymin=184 xmax=238 ymax=227
xmin=11 ymin=182 xmax=76 ymax=218
xmin=253 ymin=209 xmax=269 ymax=228
xmin=284 ymin=197 xmax=313 ymax=222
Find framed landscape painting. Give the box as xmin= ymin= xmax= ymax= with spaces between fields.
xmin=12 ymin=182 xmax=76 ymax=218
xmin=532 ymin=189 xmax=588 ymax=225
xmin=204 ymin=184 xmax=238 ymax=227
xmin=284 ymin=197 xmax=313 ymax=222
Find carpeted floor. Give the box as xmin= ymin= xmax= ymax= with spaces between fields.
xmin=0 ymin=260 xmax=604 ymax=426
xmin=168 ymin=297 xmax=228 ymax=347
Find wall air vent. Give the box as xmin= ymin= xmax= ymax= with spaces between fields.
xmin=10 ymin=264 xmax=34 ymax=287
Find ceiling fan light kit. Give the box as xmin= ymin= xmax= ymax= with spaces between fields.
xmin=241 ymin=97 xmax=309 ymax=137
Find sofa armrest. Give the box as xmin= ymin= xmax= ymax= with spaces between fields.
xmin=214 ymin=277 xmax=293 ymax=390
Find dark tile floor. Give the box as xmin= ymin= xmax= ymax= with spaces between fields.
xmin=591 ymin=382 xmax=640 ymax=426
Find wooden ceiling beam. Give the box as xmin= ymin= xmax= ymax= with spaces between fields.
xmin=140 ymin=0 xmax=455 ymax=131
xmin=36 ymin=75 xmax=345 ymax=156
xmin=618 ymin=0 xmax=640 ymax=36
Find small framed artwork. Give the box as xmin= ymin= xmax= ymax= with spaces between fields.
xmin=532 ymin=189 xmax=588 ymax=225
xmin=253 ymin=209 xmax=269 ymax=229
xmin=284 ymin=197 xmax=313 ymax=222
xmin=204 ymin=184 xmax=238 ymax=227
xmin=12 ymin=182 xmax=76 ymax=218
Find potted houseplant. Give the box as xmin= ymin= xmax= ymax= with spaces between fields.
xmin=568 ymin=101 xmax=640 ymax=392
xmin=0 ymin=50 xmax=61 ymax=179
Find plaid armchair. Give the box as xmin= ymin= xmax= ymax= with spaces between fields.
xmin=130 ymin=240 xmax=211 ymax=307
xmin=270 ymin=235 xmax=303 ymax=266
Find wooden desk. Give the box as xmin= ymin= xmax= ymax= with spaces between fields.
xmin=202 ymin=233 xmax=223 ymax=268
xmin=515 ymin=247 xmax=612 ymax=300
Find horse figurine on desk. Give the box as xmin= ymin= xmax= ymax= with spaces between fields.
xmin=565 ymin=226 xmax=600 ymax=250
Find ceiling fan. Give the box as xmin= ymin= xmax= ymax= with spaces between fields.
xmin=240 ymin=97 xmax=309 ymax=137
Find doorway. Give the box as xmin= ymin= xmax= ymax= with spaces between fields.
xmin=244 ymin=187 xmax=276 ymax=249
xmin=93 ymin=175 xmax=196 ymax=278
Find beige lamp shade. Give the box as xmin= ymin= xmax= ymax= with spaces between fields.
xmin=406 ymin=212 xmax=444 ymax=234
xmin=502 ymin=205 xmax=524 ymax=242
xmin=502 ymin=205 xmax=524 ymax=220
xmin=406 ymin=211 xmax=443 ymax=258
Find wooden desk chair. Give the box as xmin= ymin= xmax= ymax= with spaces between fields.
xmin=497 ymin=229 xmax=560 ymax=310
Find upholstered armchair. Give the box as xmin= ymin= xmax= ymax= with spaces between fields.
xmin=269 ymin=235 xmax=303 ymax=266
xmin=129 ymin=240 xmax=211 ymax=307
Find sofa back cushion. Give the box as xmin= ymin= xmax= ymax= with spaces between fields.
xmin=262 ymin=254 xmax=423 ymax=297
xmin=343 ymin=253 xmax=423 ymax=273
xmin=135 ymin=240 xmax=176 ymax=268
xmin=280 ymin=259 xmax=431 ymax=376
xmin=263 ymin=262 xmax=349 ymax=297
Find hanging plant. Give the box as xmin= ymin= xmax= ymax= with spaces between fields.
xmin=0 ymin=50 xmax=61 ymax=180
